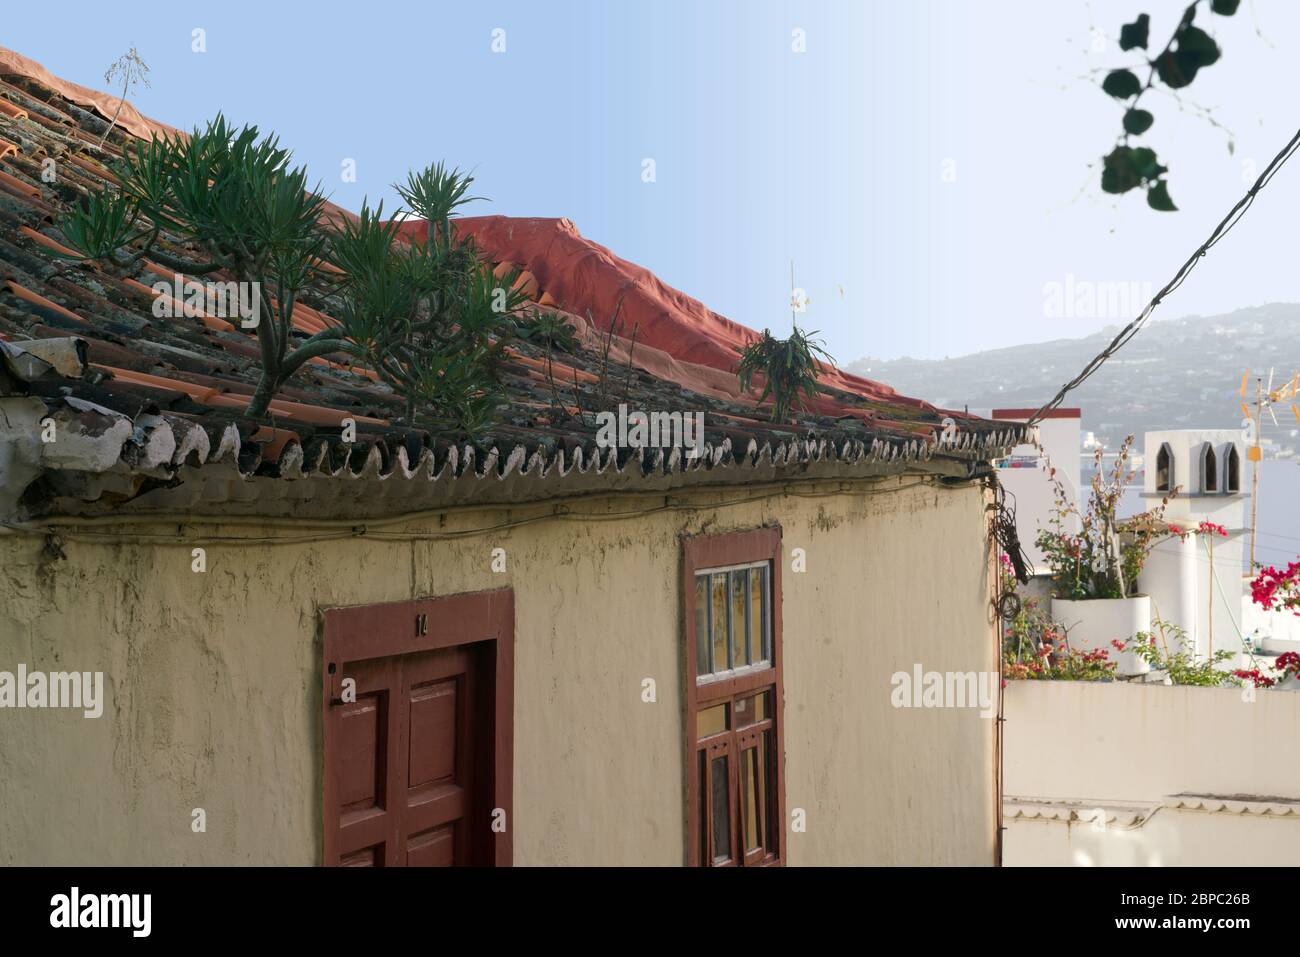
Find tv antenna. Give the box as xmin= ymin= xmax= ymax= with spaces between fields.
xmin=1238 ymin=367 xmax=1300 ymax=567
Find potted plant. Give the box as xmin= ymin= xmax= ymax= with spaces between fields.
xmin=1035 ymin=435 xmax=1176 ymax=676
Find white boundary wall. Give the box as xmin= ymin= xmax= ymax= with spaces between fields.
xmin=1004 ymin=680 xmax=1300 ymax=866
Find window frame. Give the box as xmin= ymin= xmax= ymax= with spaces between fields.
xmin=1199 ymin=441 xmax=1218 ymax=494
xmin=1223 ymin=442 xmax=1240 ymax=493
xmin=1156 ymin=442 xmax=1174 ymax=492
xmin=694 ymin=560 xmax=772 ymax=682
xmin=682 ymin=526 xmax=785 ymax=867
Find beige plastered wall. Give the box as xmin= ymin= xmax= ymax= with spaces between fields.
xmin=0 ymin=475 xmax=997 ymax=865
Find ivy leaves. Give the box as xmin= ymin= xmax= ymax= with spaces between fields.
xmin=1101 ymin=146 xmax=1166 ymax=196
xmin=1155 ymin=23 xmax=1220 ymax=89
xmin=1119 ymin=13 xmax=1150 ymax=51
xmin=1122 ymin=108 xmax=1153 ymax=134
xmin=1147 ymin=180 xmax=1177 ymax=211
xmin=1102 ymin=69 xmax=1141 ymax=98
xmin=1099 ymin=1 xmax=1238 ymax=211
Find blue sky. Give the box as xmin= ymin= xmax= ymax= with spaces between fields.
xmin=8 ymin=1 xmax=1300 ymax=362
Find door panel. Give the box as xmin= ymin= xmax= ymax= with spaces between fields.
xmin=333 ymin=657 xmax=401 ymax=866
xmin=406 ymin=825 xmax=456 ymax=866
xmin=402 ymin=648 xmax=475 ymax=865
xmin=323 ymin=589 xmax=513 ymax=867
xmin=328 ymin=645 xmax=483 ymax=866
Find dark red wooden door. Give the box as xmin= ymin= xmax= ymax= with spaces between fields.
xmin=323 ymin=589 xmax=513 ymax=867
xmin=329 ymin=647 xmax=479 ymax=866
xmin=400 ymin=647 xmax=475 ymax=866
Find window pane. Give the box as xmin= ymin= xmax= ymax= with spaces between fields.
xmin=750 ymin=565 xmax=768 ymax=662
xmin=697 ymin=703 xmax=728 ymax=738
xmin=711 ymin=574 xmax=727 ymax=675
xmin=698 ymin=750 xmax=707 ymax=865
xmin=730 ymin=570 xmax=748 ymax=669
xmin=735 ymin=691 xmax=770 ymax=727
xmin=710 ymin=756 xmax=731 ymax=863
xmin=763 ymin=730 xmax=775 ymax=856
xmin=742 ymin=746 xmax=764 ymax=852
xmin=694 ymin=575 xmax=710 ymax=676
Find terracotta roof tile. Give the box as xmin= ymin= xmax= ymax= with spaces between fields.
xmin=0 ymin=45 xmax=1026 ymax=521
xmin=4 ymin=279 xmax=87 ymax=324
xmin=19 ymin=224 xmax=82 ymax=259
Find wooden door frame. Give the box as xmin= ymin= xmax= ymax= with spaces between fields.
xmin=321 ymin=588 xmax=514 ymax=866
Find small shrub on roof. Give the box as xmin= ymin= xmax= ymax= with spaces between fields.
xmin=56 ymin=117 xmax=532 ymax=435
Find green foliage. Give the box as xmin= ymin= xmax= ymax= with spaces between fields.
xmin=394 ymin=161 xmax=482 ymax=248
xmin=1005 ymin=645 xmax=1118 ymax=682
xmin=1126 ymin=620 xmax=1234 ymax=685
xmin=1098 ymin=1 xmax=1240 ymax=211
xmin=1101 ymin=145 xmax=1166 ymax=195
xmin=327 ymin=191 xmax=530 ymax=430
xmin=1122 ymin=108 xmax=1154 ymax=135
xmin=56 ymin=115 xmax=523 ymax=436
xmin=736 ymin=324 xmax=834 ymax=424
xmin=1119 ymin=14 xmax=1150 ymax=51
xmin=58 ymin=189 xmax=143 ymax=260
xmin=519 ymin=311 xmax=579 ymax=354
xmin=1102 ymin=69 xmax=1142 ymax=99
xmin=1146 ymin=180 xmax=1177 ymax=211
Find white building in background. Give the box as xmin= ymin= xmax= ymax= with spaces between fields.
xmin=989 ymin=413 xmax=1285 ymax=670
xmin=1137 ymin=429 xmax=1247 ymax=664
xmin=988 ymin=408 xmax=1081 ymax=571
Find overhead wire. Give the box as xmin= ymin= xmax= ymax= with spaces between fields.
xmin=1030 ymin=125 xmax=1300 ymax=426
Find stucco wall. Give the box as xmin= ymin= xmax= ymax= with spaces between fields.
xmin=0 ymin=476 xmax=996 ymax=865
xmin=1003 ymin=680 xmax=1300 ymax=866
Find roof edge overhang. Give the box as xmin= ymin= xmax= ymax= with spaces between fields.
xmin=0 ymin=393 xmax=1021 ymax=522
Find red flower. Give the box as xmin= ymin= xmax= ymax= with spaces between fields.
xmin=1276 ymin=652 xmax=1300 ymax=680
xmin=1250 ymin=560 xmax=1300 ymax=615
xmin=1232 ymin=668 xmax=1277 ymax=689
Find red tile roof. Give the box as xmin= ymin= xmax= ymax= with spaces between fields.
xmin=0 ymin=46 xmax=1026 ymax=520
xmin=431 ymin=216 xmax=935 ymax=427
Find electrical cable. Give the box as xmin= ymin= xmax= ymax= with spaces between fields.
xmin=1029 ymin=125 xmax=1300 ymax=426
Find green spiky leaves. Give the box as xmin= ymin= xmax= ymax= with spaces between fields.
xmin=736 ymin=325 xmax=835 ymax=424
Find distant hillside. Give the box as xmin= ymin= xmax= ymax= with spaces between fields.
xmin=847 ymin=304 xmax=1300 ymax=454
